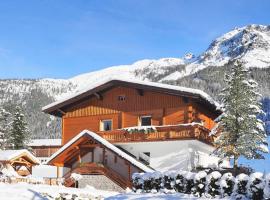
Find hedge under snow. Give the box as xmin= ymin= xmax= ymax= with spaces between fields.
xmin=132 ymin=170 xmax=270 ymax=199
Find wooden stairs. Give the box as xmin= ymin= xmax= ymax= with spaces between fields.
xmin=63 ymin=162 xmax=131 ymax=189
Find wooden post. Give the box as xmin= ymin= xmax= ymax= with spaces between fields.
xmin=49 ymin=147 xmax=51 ymax=157
xmin=128 ymin=163 xmax=131 ymax=181
xmin=102 ymin=147 xmax=105 ymax=165
xmin=78 ymin=149 xmax=81 ymax=164
xmin=56 ymin=166 xmax=60 ymax=178
xmin=184 ymin=106 xmax=189 ymax=123
xmin=92 ymin=149 xmax=94 ymax=163
xmin=121 ymin=112 xmax=125 ymax=128
xmin=189 ymin=106 xmax=192 ymax=123
xmin=162 ymin=108 xmax=166 ymax=125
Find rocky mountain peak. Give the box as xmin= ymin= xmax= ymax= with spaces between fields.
xmin=198 ymin=24 xmax=270 ymax=68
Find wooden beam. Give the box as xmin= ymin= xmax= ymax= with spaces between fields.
xmin=57 ymin=108 xmax=66 ymax=115
xmin=79 ymin=144 xmax=98 ymax=148
xmin=94 ymin=92 xmax=103 ymax=100
xmin=64 ymin=150 xmax=80 ymax=165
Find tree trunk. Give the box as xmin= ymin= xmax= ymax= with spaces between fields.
xmin=233 ymin=156 xmax=239 ymax=176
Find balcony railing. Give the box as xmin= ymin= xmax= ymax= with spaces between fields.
xmin=98 ymin=123 xmax=213 ymax=144
xmin=31 ymin=148 xmax=60 ymax=158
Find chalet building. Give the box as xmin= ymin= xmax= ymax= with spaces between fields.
xmin=43 ymin=78 xmax=226 ymax=190
xmin=29 ymin=139 xmax=62 ymax=164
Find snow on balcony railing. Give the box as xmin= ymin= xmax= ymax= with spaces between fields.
xmin=98 ymin=123 xmax=213 ymax=144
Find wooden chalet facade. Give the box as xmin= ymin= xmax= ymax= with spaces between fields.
xmin=29 ymin=139 xmax=62 ymax=163
xmin=43 ymin=78 xmax=222 ymax=189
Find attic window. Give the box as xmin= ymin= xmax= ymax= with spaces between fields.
xmin=118 ymin=95 xmax=126 ymax=101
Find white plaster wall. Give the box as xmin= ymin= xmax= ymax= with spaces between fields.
xmin=32 ymin=165 xmax=70 ymax=178
xmin=81 ymin=152 xmax=92 ymax=163
xmin=189 ymin=141 xmax=230 ymax=169
xmin=93 ymin=147 xmax=103 ymax=163
xmin=106 ymin=150 xmax=129 ymax=179
xmin=116 ymin=140 xmax=227 ymax=171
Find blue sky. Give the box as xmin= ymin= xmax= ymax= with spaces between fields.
xmin=0 ymin=0 xmax=269 ymax=79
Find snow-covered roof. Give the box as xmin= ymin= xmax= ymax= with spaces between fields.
xmin=29 ymin=139 xmax=62 ymax=147
xmin=0 ymin=149 xmax=40 ymax=164
xmin=47 ymin=130 xmax=154 ymax=173
xmin=42 ymin=77 xmax=220 ymax=115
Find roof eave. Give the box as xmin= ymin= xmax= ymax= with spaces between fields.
xmin=42 ymin=79 xmax=220 ymax=116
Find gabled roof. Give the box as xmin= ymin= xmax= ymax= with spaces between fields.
xmin=0 ymin=149 xmax=40 ymax=164
xmin=42 ymin=77 xmax=220 ymax=116
xmin=47 ymin=130 xmax=154 ymax=173
xmin=29 ymin=139 xmax=62 ymax=147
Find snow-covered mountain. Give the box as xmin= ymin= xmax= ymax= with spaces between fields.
xmin=69 ymin=58 xmax=185 ymax=92
xmin=0 ymin=24 xmax=269 ymax=139
xmin=161 ymin=24 xmax=270 ymax=81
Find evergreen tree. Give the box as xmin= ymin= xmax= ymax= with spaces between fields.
xmin=10 ymin=106 xmax=30 ymax=149
xmin=214 ymin=61 xmax=268 ymax=171
xmin=0 ymin=107 xmax=12 ymax=149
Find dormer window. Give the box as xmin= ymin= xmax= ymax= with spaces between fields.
xmin=140 ymin=116 xmax=152 ymax=126
xmin=118 ymin=95 xmax=126 ymax=101
xmin=100 ymin=119 xmax=112 ymax=131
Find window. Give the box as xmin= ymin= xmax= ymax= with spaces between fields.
xmin=100 ymin=119 xmax=112 ymax=131
xmin=114 ymin=155 xmax=117 ymax=163
xmin=143 ymin=152 xmax=150 ymax=157
xmin=118 ymin=95 xmax=126 ymax=101
xmin=140 ymin=116 xmax=152 ymax=126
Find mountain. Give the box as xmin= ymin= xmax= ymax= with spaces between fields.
xmin=0 ymin=24 xmax=269 ymax=139
xmin=161 ymin=24 xmax=270 ymax=82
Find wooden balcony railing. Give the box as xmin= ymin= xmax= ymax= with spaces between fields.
xmin=31 ymin=148 xmax=60 ymax=158
xmin=98 ymin=124 xmax=213 ymax=144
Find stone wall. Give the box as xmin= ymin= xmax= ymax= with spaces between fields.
xmin=78 ymin=175 xmax=124 ymax=192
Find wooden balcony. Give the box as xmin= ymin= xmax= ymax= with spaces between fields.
xmin=98 ymin=124 xmax=213 ymax=144
xmin=31 ymin=147 xmax=60 ymax=158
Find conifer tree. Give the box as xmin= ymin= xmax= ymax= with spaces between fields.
xmin=0 ymin=107 xmax=12 ymax=149
xmin=214 ymin=61 xmax=268 ymax=171
xmin=10 ymin=106 xmax=30 ymax=149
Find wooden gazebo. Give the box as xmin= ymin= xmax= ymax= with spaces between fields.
xmin=0 ymin=150 xmax=40 ymax=176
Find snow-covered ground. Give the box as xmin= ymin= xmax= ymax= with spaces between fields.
xmin=0 ymin=182 xmax=118 ymax=200
xmin=106 ymin=192 xmax=231 ymax=200
xmin=0 ymin=182 xmax=233 ymax=200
